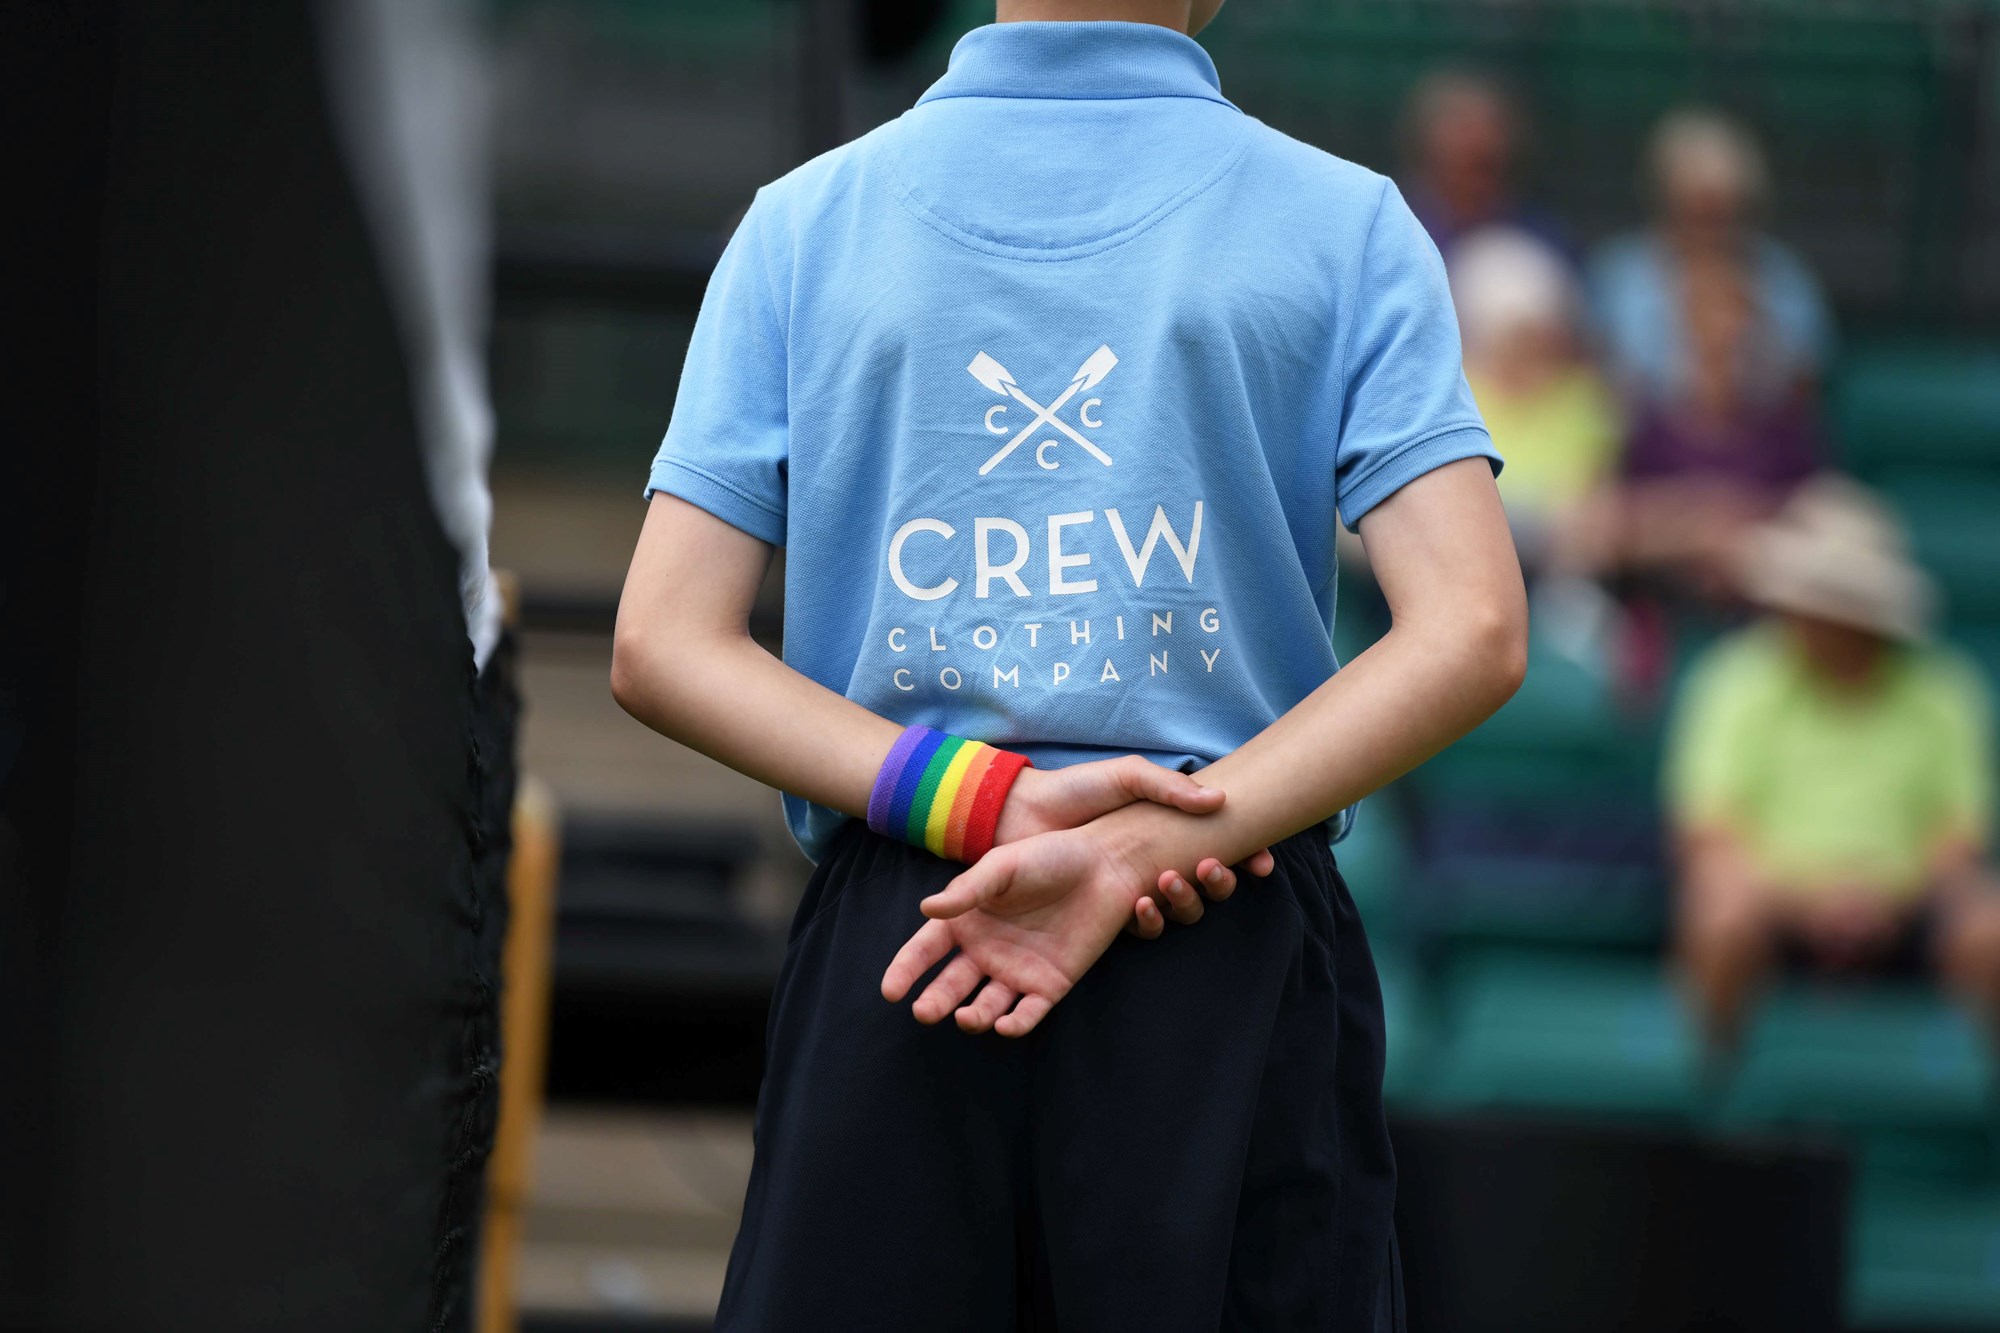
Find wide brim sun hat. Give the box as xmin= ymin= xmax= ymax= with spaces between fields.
xmin=1739 ymin=474 xmax=1937 ymax=642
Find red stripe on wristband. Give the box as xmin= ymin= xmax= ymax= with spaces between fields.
xmin=959 ymin=748 xmax=1032 ymax=863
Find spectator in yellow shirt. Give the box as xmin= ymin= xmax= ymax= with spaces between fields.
xmin=1448 ymin=226 xmax=1621 ymax=567
xmin=1665 ymin=477 xmax=2000 ymax=1041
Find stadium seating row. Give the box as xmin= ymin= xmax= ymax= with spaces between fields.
xmin=1345 ymin=337 xmax=2000 ymax=1326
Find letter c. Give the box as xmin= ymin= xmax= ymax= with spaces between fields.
xmin=888 ymin=518 xmax=958 ymax=602
xmin=984 ymin=404 xmax=1009 ymax=435
xmin=1036 ymin=439 xmax=1061 ymax=470
xmin=1079 ymin=397 xmax=1103 ymax=428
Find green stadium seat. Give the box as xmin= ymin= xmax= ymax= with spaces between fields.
xmin=1419 ymin=855 xmax=1666 ymax=948
xmin=1873 ymin=470 xmax=2000 ymax=622
xmin=1716 ymin=984 xmax=1996 ymax=1133
xmin=1375 ymin=945 xmax=1433 ymax=1110
xmin=1849 ymin=1162 xmax=2000 ymax=1328
xmin=1409 ymin=639 xmax=1655 ymax=806
xmin=1950 ymin=621 xmax=2000 ymax=687
xmin=1333 ymin=798 xmax=1413 ymax=941
xmin=1834 ymin=344 xmax=2000 ymax=477
xmin=1401 ymin=638 xmax=1668 ymax=949
xmin=1422 ymin=949 xmax=1703 ymax=1118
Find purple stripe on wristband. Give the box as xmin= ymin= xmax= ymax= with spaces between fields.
xmin=884 ymin=728 xmax=948 ymax=834
xmin=867 ymin=725 xmax=937 ymax=835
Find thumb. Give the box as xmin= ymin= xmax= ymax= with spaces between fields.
xmin=921 ymin=848 xmax=1015 ymax=919
xmin=1111 ymin=755 xmax=1225 ymax=815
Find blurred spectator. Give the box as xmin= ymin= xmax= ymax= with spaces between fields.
xmin=1567 ymin=252 xmax=1827 ymax=601
xmin=1448 ymin=226 xmax=1619 ymax=565
xmin=1402 ymin=69 xmax=1571 ymax=262
xmin=1665 ymin=478 xmax=2000 ymax=1043
xmin=1589 ymin=108 xmax=1834 ymax=401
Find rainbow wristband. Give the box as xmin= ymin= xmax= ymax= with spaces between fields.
xmin=866 ymin=725 xmax=1032 ymax=863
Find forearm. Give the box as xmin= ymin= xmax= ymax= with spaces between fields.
xmin=1096 ymin=607 xmax=1524 ymax=877
xmin=613 ymin=495 xmax=902 ymax=817
xmin=612 ymin=624 xmax=899 ymax=820
xmin=612 ymin=499 xmax=1225 ymax=845
xmin=1090 ymin=458 xmax=1525 ymax=881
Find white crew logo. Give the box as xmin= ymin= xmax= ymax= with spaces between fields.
xmin=878 ymin=342 xmax=1228 ymax=697
xmin=967 ymin=344 xmax=1117 ymax=475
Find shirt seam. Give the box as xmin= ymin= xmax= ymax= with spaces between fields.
xmin=651 ymin=455 xmax=787 ymax=526
xmin=1341 ymin=420 xmax=1492 ymax=497
xmin=914 ymin=88 xmax=1236 ymax=109
xmin=889 ymin=118 xmax=1254 ymax=263
xmin=745 ymin=190 xmax=792 ymax=347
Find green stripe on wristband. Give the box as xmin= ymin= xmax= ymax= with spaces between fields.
xmin=904 ymin=734 xmax=968 ymax=846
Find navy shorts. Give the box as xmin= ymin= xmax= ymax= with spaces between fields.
xmin=717 ymin=822 xmax=1403 ymax=1332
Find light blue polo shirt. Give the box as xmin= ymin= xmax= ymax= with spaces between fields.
xmin=648 ymin=21 xmax=1500 ymax=861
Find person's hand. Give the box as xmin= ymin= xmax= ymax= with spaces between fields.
xmin=1127 ymin=857 xmax=1266 ymax=937
xmin=929 ymin=812 xmax=1271 ymax=931
xmin=881 ymin=824 xmax=1153 ymax=1037
xmin=1795 ymin=887 xmax=1903 ymax=970
xmin=993 ymin=757 xmax=1224 ymax=845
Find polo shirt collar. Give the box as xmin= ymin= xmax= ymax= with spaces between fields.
xmin=915 ymin=21 xmax=1235 ymax=109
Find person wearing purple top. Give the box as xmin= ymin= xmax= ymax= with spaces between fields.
xmin=1568 ymin=251 xmax=1825 ymax=598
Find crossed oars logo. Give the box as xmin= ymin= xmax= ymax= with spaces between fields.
xmin=966 ymin=345 xmax=1118 ymax=475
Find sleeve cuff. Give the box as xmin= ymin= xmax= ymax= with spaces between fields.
xmin=1338 ymin=424 xmax=1503 ymax=533
xmin=644 ymin=455 xmax=787 ymax=547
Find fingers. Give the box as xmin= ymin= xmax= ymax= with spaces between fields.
xmin=912 ymin=953 xmax=986 ymax=1025
xmin=920 ymin=849 xmax=1013 ymax=920
xmin=994 ymin=993 xmax=1055 ymax=1038
xmin=955 ymin=981 xmax=1018 ymax=1033
xmin=881 ymin=919 xmax=954 ymax=1002
xmin=1129 ymin=895 xmax=1165 ymax=939
xmin=1113 ymin=755 xmax=1224 ymax=815
xmin=1157 ymin=869 xmax=1205 ymax=924
xmin=1188 ymin=850 xmax=1274 ymax=898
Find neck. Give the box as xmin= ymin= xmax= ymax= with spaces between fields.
xmin=996 ymin=0 xmax=1192 ymax=33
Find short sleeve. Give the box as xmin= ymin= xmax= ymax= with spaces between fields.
xmin=1335 ymin=181 xmax=1502 ymax=531
xmin=645 ymin=194 xmax=790 ymax=545
xmin=1664 ymin=639 xmax=1765 ymax=832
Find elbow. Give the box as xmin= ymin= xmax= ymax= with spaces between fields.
xmin=610 ymin=616 xmax=729 ymax=732
xmin=1469 ymin=591 xmax=1529 ymax=707
xmin=609 ymin=626 xmax=654 ymax=720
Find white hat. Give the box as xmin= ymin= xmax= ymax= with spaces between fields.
xmin=1740 ymin=475 xmax=1936 ymax=641
xmin=1650 ymin=107 xmax=1769 ymax=208
xmin=1448 ymin=226 xmax=1576 ymax=353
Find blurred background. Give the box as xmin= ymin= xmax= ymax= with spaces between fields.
xmin=23 ymin=0 xmax=1997 ymax=1330
xmin=484 ymin=1 xmax=2000 ymax=1331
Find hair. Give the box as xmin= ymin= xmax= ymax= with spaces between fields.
xmin=1400 ymin=67 xmax=1518 ymax=162
xmin=1648 ymin=107 xmax=1769 ymax=209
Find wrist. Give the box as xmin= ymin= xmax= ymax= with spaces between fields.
xmin=1093 ymin=798 xmax=1241 ymax=884
xmin=866 ymin=724 xmax=1031 ymax=863
xmin=992 ymin=768 xmax=1055 ymax=846
xmin=1075 ymin=799 xmax=1182 ymax=887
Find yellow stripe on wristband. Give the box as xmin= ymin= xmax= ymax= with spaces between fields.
xmin=923 ymin=740 xmax=988 ymax=857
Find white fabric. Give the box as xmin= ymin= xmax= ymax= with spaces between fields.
xmin=316 ymin=0 xmax=502 ymax=669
